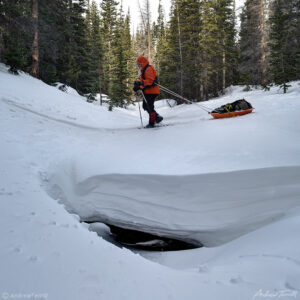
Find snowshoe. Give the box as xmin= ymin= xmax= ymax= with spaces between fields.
xmin=155 ymin=114 xmax=163 ymax=124
xmin=145 ymin=123 xmax=155 ymax=128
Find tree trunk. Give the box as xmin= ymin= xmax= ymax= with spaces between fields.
xmin=68 ymin=0 xmax=72 ymax=45
xmin=146 ymin=0 xmax=151 ymax=62
xmin=99 ymin=63 xmax=102 ymax=105
xmin=204 ymin=67 xmax=208 ymax=101
xmin=100 ymin=87 xmax=103 ymax=105
xmin=260 ymin=0 xmax=267 ymax=84
xmin=32 ymin=0 xmax=39 ymax=78
xmin=200 ymin=84 xmax=204 ymax=101
xmin=177 ymin=5 xmax=183 ymax=98
xmin=222 ymin=47 xmax=226 ymax=94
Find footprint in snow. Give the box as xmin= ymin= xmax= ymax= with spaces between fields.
xmin=29 ymin=255 xmax=38 ymax=262
xmin=285 ymin=282 xmax=299 ymax=292
xmin=0 ymin=191 xmax=13 ymax=196
xmin=230 ymin=276 xmax=243 ymax=284
xmin=13 ymin=247 xmax=22 ymax=254
xmin=66 ymin=115 xmax=76 ymax=120
xmin=198 ymin=265 xmax=209 ymax=273
xmin=61 ymin=223 xmax=70 ymax=228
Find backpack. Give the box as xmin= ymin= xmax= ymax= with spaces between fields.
xmin=142 ymin=64 xmax=159 ymax=86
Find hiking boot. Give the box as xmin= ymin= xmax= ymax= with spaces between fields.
xmin=155 ymin=114 xmax=163 ymax=124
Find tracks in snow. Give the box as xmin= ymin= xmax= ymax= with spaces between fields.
xmin=1 ymin=97 xmax=206 ymax=133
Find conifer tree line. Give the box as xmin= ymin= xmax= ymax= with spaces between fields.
xmin=239 ymin=0 xmax=300 ymax=92
xmin=0 ymin=0 xmax=299 ymax=110
xmin=0 ymin=0 xmax=135 ymax=107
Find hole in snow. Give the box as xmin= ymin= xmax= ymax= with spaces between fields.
xmin=86 ymin=222 xmax=201 ymax=251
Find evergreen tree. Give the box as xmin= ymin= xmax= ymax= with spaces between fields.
xmin=153 ymin=0 xmax=165 ymax=68
xmin=238 ymin=0 xmax=268 ymax=86
xmin=134 ymin=0 xmax=156 ymax=64
xmin=159 ymin=0 xmax=236 ymax=101
xmin=296 ymin=0 xmax=300 ymax=79
xmin=66 ymin=0 xmax=97 ymax=95
xmin=159 ymin=0 xmax=202 ymax=101
xmin=154 ymin=0 xmax=167 ymax=98
xmin=123 ymin=11 xmax=136 ymax=100
xmin=0 ymin=1 xmax=3 ymax=62
xmin=200 ymin=0 xmax=222 ymax=99
xmin=134 ymin=27 xmax=148 ymax=58
xmin=268 ymin=0 xmax=296 ymax=92
xmin=100 ymin=0 xmax=119 ymax=95
xmin=0 ymin=0 xmax=31 ymax=74
xmin=56 ymin=0 xmax=74 ymax=86
xmin=144 ymin=0 xmax=153 ymax=62
xmin=153 ymin=0 xmax=165 ymax=43
xmin=177 ymin=0 xmax=201 ymax=100
xmin=158 ymin=1 xmax=183 ymax=101
xmin=38 ymin=0 xmax=69 ymax=83
xmin=109 ymin=7 xmax=127 ymax=108
xmin=216 ymin=0 xmax=238 ymax=93
xmin=89 ymin=0 xmax=104 ymax=95
xmin=286 ymin=0 xmax=300 ymax=80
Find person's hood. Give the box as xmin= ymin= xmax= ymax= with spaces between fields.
xmin=137 ymin=56 xmax=149 ymax=70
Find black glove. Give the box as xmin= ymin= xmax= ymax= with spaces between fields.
xmin=133 ymin=81 xmax=142 ymax=92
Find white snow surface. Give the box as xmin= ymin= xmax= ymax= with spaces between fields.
xmin=1 ymin=64 xmax=300 ymax=299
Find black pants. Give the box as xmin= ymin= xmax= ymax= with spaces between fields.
xmin=142 ymin=93 xmax=158 ymax=114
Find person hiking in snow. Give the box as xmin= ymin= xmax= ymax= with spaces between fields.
xmin=133 ymin=56 xmax=163 ymax=128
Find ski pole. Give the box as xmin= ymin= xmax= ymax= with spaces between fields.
xmin=136 ymin=93 xmax=144 ymax=128
xmin=139 ymin=90 xmax=150 ymax=111
xmin=139 ymin=90 xmax=154 ymax=117
xmin=158 ymin=84 xmax=211 ymax=113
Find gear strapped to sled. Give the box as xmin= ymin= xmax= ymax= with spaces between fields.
xmin=210 ymin=99 xmax=254 ymax=119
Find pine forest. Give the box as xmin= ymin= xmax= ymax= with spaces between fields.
xmin=0 ymin=0 xmax=299 ymax=108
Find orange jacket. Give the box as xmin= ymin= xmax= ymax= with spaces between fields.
xmin=137 ymin=56 xmax=160 ymax=95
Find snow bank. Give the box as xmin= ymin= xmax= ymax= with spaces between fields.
xmin=46 ymin=164 xmax=300 ymax=246
xmin=0 ymin=66 xmax=137 ymax=130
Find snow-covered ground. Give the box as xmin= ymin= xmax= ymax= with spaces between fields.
xmin=1 ymin=64 xmax=300 ymax=300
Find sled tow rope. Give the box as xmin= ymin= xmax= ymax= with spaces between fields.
xmin=158 ymin=84 xmax=211 ymax=113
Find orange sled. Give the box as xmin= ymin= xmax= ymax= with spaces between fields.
xmin=210 ymin=108 xmax=254 ymax=119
